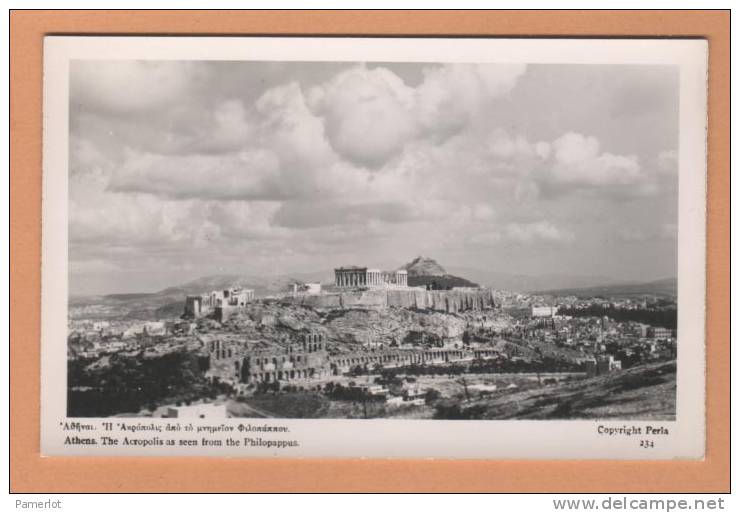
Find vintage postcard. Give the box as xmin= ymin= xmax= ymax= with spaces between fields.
xmin=41 ymin=36 xmax=707 ymax=459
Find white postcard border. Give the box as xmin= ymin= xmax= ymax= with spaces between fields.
xmin=41 ymin=37 xmax=707 ymax=459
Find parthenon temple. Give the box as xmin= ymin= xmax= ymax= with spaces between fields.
xmin=334 ymin=266 xmax=408 ymax=288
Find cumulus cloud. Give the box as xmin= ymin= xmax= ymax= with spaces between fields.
xmin=307 ymin=66 xmax=417 ymax=167
xmin=70 ymin=186 xmax=213 ymax=247
xmin=71 ymin=98 xmax=254 ymax=158
xmin=194 ymin=100 xmax=253 ymax=153
xmin=417 ymin=64 xmax=527 ymax=134
xmin=67 ymin=60 xmax=679 ymax=293
xmin=487 ymin=129 xmax=542 ymax=160
xmin=69 ymin=134 xmax=111 ymax=176
xmin=306 ymin=63 xmax=527 ymax=167
xmin=504 ymin=221 xmax=575 ymax=244
xmin=108 ymin=149 xmax=284 ymax=200
xmin=68 ymin=141 xmax=283 ymax=251
xmin=71 ymin=60 xmax=201 ymax=114
xmin=70 ymin=177 xmax=281 ymax=250
xmin=272 ymin=200 xmax=415 ymax=229
xmin=256 ymin=82 xmax=334 ymax=168
xmin=550 ymin=132 xmax=642 ymax=186
xmin=463 ymin=220 xmax=574 ymax=248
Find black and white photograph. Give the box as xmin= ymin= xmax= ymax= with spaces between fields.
xmin=41 ymin=37 xmax=707 ymax=458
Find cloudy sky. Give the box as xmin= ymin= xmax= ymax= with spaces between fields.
xmin=69 ymin=60 xmax=678 ymax=295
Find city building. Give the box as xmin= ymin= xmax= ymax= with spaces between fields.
xmin=143 ymin=321 xmax=167 ymax=336
xmin=584 ymin=355 xmax=623 ymax=376
xmin=626 ymin=322 xmax=649 ymax=338
xmin=647 ymin=326 xmax=673 ymax=340
xmin=292 ymin=282 xmax=322 ymax=295
xmin=164 ymin=403 xmax=228 ymax=419
xmin=531 ymin=305 xmax=558 ymax=317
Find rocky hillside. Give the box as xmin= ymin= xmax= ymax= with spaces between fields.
xmin=436 ymin=360 xmax=676 ymax=420
xmin=322 ymin=308 xmax=467 ymax=348
xmin=401 ymin=256 xmax=448 ymax=276
xmin=209 ymin=300 xmax=475 ymax=353
xmin=401 ymin=256 xmax=479 ymax=289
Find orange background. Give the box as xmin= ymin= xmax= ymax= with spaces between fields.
xmin=9 ymin=10 xmax=730 ymax=492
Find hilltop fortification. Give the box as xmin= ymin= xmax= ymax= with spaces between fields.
xmin=284 ymin=287 xmax=496 ymax=313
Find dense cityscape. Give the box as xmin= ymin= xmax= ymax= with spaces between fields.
xmin=67 ymin=257 xmax=677 ymax=421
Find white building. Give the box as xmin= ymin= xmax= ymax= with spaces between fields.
xmin=292 ymin=282 xmax=322 ymax=295
xmin=165 ymin=403 xmax=228 ymax=419
xmin=531 ymin=305 xmax=558 ymax=317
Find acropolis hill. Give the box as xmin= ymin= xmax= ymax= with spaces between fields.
xmin=286 ymin=287 xmax=496 ymax=314
xmin=193 ymin=258 xmax=495 ymax=319
xmin=308 ymin=257 xmax=493 ymax=313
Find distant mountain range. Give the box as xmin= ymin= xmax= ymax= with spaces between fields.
xmin=444 ymin=266 xmax=626 ymax=293
xmin=156 ymin=272 xmax=327 ymax=298
xmin=69 ymin=270 xmax=333 ymax=320
xmin=533 ymin=277 xmax=678 ymax=298
xmin=399 ymin=257 xmax=670 ymax=294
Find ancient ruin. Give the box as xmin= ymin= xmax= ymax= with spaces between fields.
xmin=204 ymin=330 xmax=502 ymax=387
xmin=205 ymin=332 xmax=331 ymax=385
xmin=286 ymin=287 xmax=497 ymax=314
xmin=334 ymin=266 xmax=408 ymax=288
xmin=184 ymin=287 xmax=255 ymax=321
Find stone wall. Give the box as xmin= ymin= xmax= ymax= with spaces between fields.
xmin=329 ymin=347 xmax=501 ymax=374
xmin=341 ymin=290 xmax=388 ymax=308
xmin=285 ymin=288 xmax=496 ymax=313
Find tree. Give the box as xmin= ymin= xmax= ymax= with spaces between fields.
xmin=424 ymin=388 xmax=441 ymax=404
xmin=457 ymin=377 xmax=471 ymax=402
xmin=462 ymin=331 xmax=471 ymax=345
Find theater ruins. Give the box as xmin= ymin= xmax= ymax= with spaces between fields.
xmin=204 ymin=331 xmax=502 ymax=388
